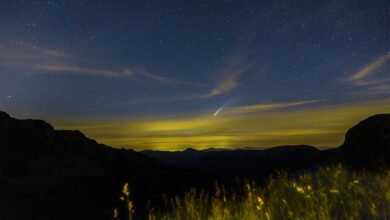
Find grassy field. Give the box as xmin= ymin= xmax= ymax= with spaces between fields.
xmin=114 ymin=165 xmax=390 ymax=220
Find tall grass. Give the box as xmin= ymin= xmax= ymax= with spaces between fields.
xmin=114 ymin=165 xmax=390 ymax=220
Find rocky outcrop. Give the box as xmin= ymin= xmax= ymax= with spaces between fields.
xmin=339 ymin=114 xmax=390 ymax=168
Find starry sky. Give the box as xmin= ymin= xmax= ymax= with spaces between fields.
xmin=0 ymin=0 xmax=389 ymax=150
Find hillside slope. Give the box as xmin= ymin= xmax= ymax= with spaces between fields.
xmin=0 ymin=111 xmax=213 ymax=220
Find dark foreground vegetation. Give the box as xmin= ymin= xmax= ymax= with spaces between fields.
xmin=114 ymin=165 xmax=390 ymax=220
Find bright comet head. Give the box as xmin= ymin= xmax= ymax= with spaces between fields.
xmin=213 ymin=106 xmax=223 ymax=117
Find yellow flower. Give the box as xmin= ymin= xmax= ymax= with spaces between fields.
xmin=123 ymin=183 xmax=129 ymax=196
xmin=352 ymin=180 xmax=359 ymax=184
xmin=113 ymin=208 xmax=119 ymax=219
xmin=306 ymin=185 xmax=312 ymax=191
xmin=128 ymin=201 xmax=134 ymax=213
xmin=329 ymin=189 xmax=339 ymax=194
xmin=295 ymin=186 xmax=305 ymax=194
xmin=257 ymin=196 xmax=264 ymax=207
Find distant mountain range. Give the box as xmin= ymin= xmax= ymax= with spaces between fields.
xmin=0 ymin=111 xmax=389 ymax=220
xmin=144 ymin=145 xmax=328 ymax=182
xmin=143 ymin=114 xmax=390 ymax=174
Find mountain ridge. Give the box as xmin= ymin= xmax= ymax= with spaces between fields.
xmin=0 ymin=111 xmax=214 ymax=220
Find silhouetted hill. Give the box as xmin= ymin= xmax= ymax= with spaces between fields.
xmin=339 ymin=114 xmax=390 ymax=168
xmin=142 ymin=148 xmax=208 ymax=168
xmin=142 ymin=114 xmax=390 ymax=180
xmin=191 ymin=145 xmax=323 ymax=180
xmin=0 ymin=111 xmax=213 ymax=220
xmin=144 ymin=146 xmax=327 ymax=182
xmin=142 ymin=147 xmax=253 ymax=169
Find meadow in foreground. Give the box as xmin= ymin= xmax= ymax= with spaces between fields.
xmin=114 ymin=165 xmax=390 ymax=220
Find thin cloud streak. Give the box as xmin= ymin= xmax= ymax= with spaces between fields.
xmin=347 ymin=52 xmax=390 ymax=84
xmin=345 ymin=52 xmax=390 ymax=98
xmin=222 ymin=100 xmax=319 ymax=115
xmin=35 ymin=64 xmax=121 ymax=77
xmin=0 ymin=44 xmax=186 ymax=85
xmin=204 ymin=53 xmax=252 ymax=98
xmin=35 ymin=63 xmax=186 ymax=85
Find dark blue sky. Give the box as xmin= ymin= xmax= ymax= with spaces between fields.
xmin=0 ymin=0 xmax=389 ymax=149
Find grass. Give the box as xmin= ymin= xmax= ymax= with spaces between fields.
xmin=114 ymin=165 xmax=390 ymax=220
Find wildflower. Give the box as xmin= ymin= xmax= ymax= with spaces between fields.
xmin=306 ymin=185 xmax=312 ymax=191
xmin=123 ymin=182 xmax=129 ymax=196
xmin=128 ymin=201 xmax=134 ymax=213
xmin=329 ymin=188 xmax=339 ymax=194
xmin=113 ymin=208 xmax=119 ymax=219
xmin=295 ymin=186 xmax=305 ymax=194
xmin=257 ymin=196 xmax=264 ymax=207
xmin=265 ymin=212 xmax=271 ymax=220
xmin=120 ymin=196 xmax=125 ymax=201
xmin=352 ymin=180 xmax=359 ymax=184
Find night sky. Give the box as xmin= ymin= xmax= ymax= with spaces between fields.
xmin=0 ymin=0 xmax=389 ymax=150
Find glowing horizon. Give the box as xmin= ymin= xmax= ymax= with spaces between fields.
xmin=41 ymin=99 xmax=390 ymax=151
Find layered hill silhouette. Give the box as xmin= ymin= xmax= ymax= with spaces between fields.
xmin=0 ymin=111 xmax=389 ymax=219
xmin=0 ymin=111 xmax=213 ymax=220
xmin=143 ymin=114 xmax=390 ymax=180
xmin=144 ymin=145 xmax=326 ymax=181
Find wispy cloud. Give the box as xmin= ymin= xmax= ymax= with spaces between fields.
xmin=366 ymin=84 xmax=390 ymax=95
xmin=347 ymin=52 xmax=390 ymax=85
xmin=0 ymin=44 xmax=62 ymax=65
xmin=205 ymin=60 xmax=249 ymax=98
xmin=35 ymin=63 xmax=186 ymax=85
xmin=0 ymin=43 xmax=185 ymax=85
xmin=220 ymin=100 xmax=319 ymax=115
xmin=35 ymin=63 xmax=121 ymax=77
xmin=133 ymin=69 xmax=188 ymax=85
xmin=344 ymin=52 xmax=390 ymax=98
xmin=44 ymin=49 xmax=69 ymax=58
xmin=204 ymin=54 xmax=251 ymax=97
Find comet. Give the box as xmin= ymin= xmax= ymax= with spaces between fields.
xmin=213 ymin=99 xmax=234 ymax=117
xmin=213 ymin=106 xmax=224 ymax=117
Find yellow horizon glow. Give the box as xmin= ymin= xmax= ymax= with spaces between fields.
xmin=49 ymin=99 xmax=390 ymax=151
